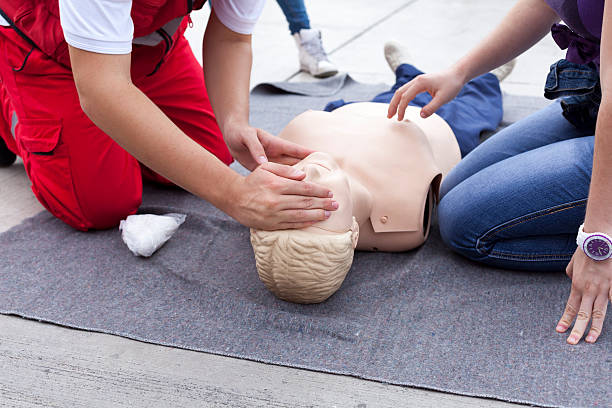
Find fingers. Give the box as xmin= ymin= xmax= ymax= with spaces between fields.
xmin=281 ymin=178 xmax=334 ymax=198
xmin=566 ymin=254 xmax=575 ymax=278
xmin=585 ymin=295 xmax=608 ymax=343
xmin=259 ymin=129 xmax=314 ymax=161
xmin=387 ymin=83 xmax=407 ymax=118
xmin=388 ymin=80 xmax=424 ymax=120
xmin=277 ymin=195 xmax=339 ymax=212
xmin=261 ymin=162 xmax=307 ymax=181
xmin=567 ymin=294 xmax=596 ymax=345
xmin=242 ymin=129 xmax=268 ymax=165
xmin=556 ymin=288 xmax=581 ymax=333
xmin=396 ymin=83 xmax=425 ymax=121
xmin=420 ymin=94 xmax=447 ymax=119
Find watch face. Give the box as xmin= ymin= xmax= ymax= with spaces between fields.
xmin=585 ymin=235 xmax=611 ymax=261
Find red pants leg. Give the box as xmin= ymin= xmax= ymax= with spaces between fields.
xmin=0 ymin=78 xmax=18 ymax=155
xmin=0 ymin=26 xmax=232 ymax=230
xmin=0 ymin=28 xmax=142 ymax=230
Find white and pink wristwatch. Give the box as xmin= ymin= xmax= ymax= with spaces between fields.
xmin=576 ymin=224 xmax=612 ymax=261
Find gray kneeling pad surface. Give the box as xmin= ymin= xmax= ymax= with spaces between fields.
xmin=1 ymin=75 xmax=609 ymax=408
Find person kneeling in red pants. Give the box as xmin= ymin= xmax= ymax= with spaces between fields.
xmin=0 ymin=0 xmax=338 ymax=231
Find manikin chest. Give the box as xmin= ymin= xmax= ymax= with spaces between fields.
xmin=278 ymin=104 xmax=460 ymax=236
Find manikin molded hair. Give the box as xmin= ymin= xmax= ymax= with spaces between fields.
xmin=250 ymin=218 xmax=359 ymax=304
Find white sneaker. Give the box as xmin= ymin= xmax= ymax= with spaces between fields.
xmin=490 ymin=59 xmax=516 ymax=82
xmin=384 ymin=40 xmax=411 ymax=73
xmin=293 ymin=28 xmax=338 ymax=78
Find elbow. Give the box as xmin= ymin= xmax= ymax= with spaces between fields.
xmin=74 ymin=77 xmax=130 ymax=124
xmin=74 ymin=78 xmax=102 ymax=121
xmin=77 ymin=92 xmax=97 ymax=120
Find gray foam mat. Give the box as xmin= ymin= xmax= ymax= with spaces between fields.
xmin=1 ymin=75 xmax=609 ymax=408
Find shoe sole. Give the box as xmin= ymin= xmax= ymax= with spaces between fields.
xmin=312 ymin=69 xmax=339 ymax=79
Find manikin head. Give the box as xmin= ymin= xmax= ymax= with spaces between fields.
xmin=250 ymin=152 xmax=359 ymax=304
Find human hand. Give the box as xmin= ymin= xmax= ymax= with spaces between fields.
xmin=227 ymin=161 xmax=339 ymax=230
xmin=224 ymin=123 xmax=314 ymax=171
xmin=556 ymin=248 xmax=612 ymax=344
xmin=387 ymin=67 xmax=466 ymax=121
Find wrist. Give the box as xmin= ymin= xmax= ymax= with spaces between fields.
xmin=220 ymin=172 xmax=246 ymax=221
xmin=582 ymin=215 xmax=612 ymax=235
xmin=199 ymin=165 xmax=244 ymax=217
xmin=451 ymin=59 xmax=471 ymax=85
xmin=577 ymin=223 xmax=612 ymax=261
xmin=220 ymin=116 xmax=249 ymax=138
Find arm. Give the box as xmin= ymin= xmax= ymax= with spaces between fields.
xmin=69 ymin=47 xmax=337 ymax=230
xmin=452 ymin=0 xmax=559 ymax=84
xmin=388 ymin=0 xmax=559 ymax=120
xmin=203 ymin=9 xmax=314 ymax=170
xmin=556 ymin=2 xmax=612 ymax=344
xmin=71 ymin=49 xmax=238 ymax=212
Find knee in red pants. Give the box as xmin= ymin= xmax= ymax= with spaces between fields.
xmin=15 ymin=119 xmax=143 ymax=231
xmin=2 ymin=28 xmax=231 ymax=230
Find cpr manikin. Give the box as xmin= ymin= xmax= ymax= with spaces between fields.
xmin=250 ymin=103 xmax=461 ymax=303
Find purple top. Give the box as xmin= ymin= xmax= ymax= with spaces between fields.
xmin=545 ymin=0 xmax=604 ymax=66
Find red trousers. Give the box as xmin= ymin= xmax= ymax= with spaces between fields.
xmin=0 ymin=27 xmax=232 ymax=230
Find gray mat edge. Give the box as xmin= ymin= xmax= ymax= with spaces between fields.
xmin=0 ymin=306 xmax=556 ymax=408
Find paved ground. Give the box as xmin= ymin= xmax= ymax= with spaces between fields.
xmin=0 ymin=1 xmax=565 ymax=406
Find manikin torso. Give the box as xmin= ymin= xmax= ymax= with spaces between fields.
xmin=278 ymin=103 xmax=461 ymax=252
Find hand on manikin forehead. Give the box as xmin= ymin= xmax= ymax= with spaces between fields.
xmin=293 ymin=152 xmax=354 ymax=233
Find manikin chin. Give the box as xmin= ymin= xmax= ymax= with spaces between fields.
xmin=250 ymin=103 xmax=461 ymax=304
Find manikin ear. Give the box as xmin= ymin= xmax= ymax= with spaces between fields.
xmin=350 ymin=217 xmax=360 ymax=249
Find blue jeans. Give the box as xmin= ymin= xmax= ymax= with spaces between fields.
xmin=276 ymin=0 xmax=310 ymax=34
xmin=325 ymin=64 xmax=503 ymax=157
xmin=438 ymin=101 xmax=594 ymax=271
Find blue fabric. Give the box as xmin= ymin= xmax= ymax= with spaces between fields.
xmin=439 ymin=101 xmax=594 ymax=271
xmin=275 ymin=0 xmax=310 ymax=34
xmin=544 ymin=58 xmax=601 ymax=132
xmin=324 ymin=64 xmax=503 ymax=157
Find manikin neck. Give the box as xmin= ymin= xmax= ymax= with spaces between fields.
xmin=348 ymin=177 xmax=373 ymax=228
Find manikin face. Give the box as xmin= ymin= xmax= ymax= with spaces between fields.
xmin=293 ymin=152 xmax=354 ymax=235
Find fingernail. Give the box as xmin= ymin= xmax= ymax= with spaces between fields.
xmin=556 ymin=324 xmax=566 ymax=332
xmin=328 ymin=191 xmax=333 ymax=198
xmin=331 ymin=201 xmax=339 ymax=209
xmin=586 ymin=335 xmax=595 ymax=343
xmin=292 ymin=169 xmax=305 ymax=177
xmin=420 ymin=112 xmax=427 ymax=118
xmin=324 ymin=211 xmax=331 ymax=218
xmin=259 ymin=156 xmax=268 ymax=163
xmin=567 ymin=335 xmax=578 ymax=344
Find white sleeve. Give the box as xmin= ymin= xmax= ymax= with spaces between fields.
xmin=59 ymin=0 xmax=134 ymax=54
xmin=210 ymin=0 xmax=266 ymax=35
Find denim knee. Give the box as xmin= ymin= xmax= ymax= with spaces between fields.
xmin=437 ymin=194 xmax=479 ymax=260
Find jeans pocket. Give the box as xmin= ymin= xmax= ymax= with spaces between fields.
xmin=544 ymin=59 xmax=599 ymax=100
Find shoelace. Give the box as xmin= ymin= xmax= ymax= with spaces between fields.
xmin=302 ymin=32 xmax=330 ymax=62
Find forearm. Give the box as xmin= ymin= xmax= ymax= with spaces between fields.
xmin=453 ymin=0 xmax=559 ymax=82
xmin=80 ymin=79 xmax=240 ymax=213
xmin=203 ymin=9 xmax=253 ymax=135
xmin=584 ymin=103 xmax=612 ymax=231
xmin=584 ymin=1 xmax=612 ymax=232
